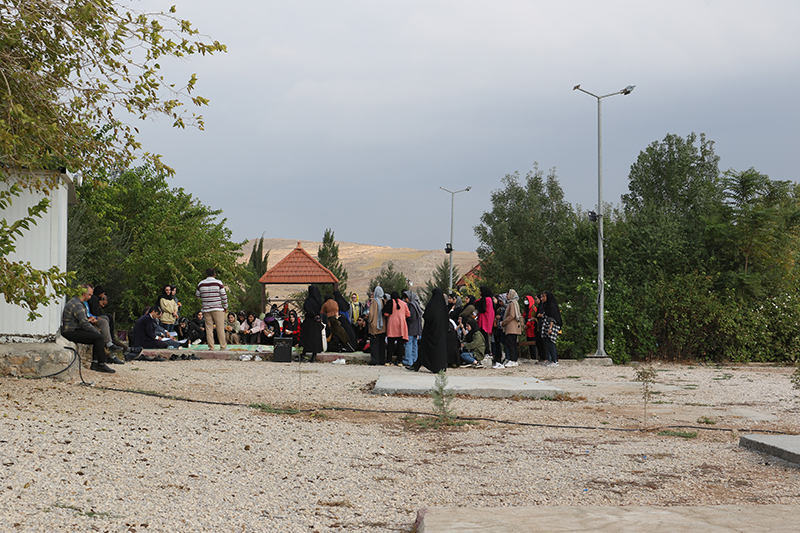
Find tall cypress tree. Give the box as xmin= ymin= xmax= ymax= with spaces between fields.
xmin=318 ymin=229 xmax=348 ymax=293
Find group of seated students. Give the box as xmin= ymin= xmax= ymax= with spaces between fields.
xmin=176 ymin=304 xmax=303 ymax=347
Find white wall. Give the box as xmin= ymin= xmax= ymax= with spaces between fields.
xmin=0 ymin=171 xmax=71 ymax=342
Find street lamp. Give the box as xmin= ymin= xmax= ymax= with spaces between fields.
xmin=440 ymin=186 xmax=471 ymax=292
xmin=573 ymin=83 xmax=635 ymax=357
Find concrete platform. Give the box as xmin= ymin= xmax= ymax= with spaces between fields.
xmin=372 ymin=374 xmax=563 ymax=399
xmin=139 ymin=347 xmax=371 ymax=364
xmin=739 ymin=434 xmax=800 ymax=466
xmin=415 ymin=504 xmax=800 ymax=532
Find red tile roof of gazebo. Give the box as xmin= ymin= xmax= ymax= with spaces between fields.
xmin=259 ymin=242 xmax=339 ymax=286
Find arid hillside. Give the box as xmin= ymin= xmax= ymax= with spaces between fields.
xmin=239 ymin=238 xmax=479 ymax=299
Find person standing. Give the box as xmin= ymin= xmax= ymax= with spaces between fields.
xmin=196 ymin=267 xmax=228 ymax=351
xmin=367 ymin=286 xmax=386 ymax=365
xmin=300 ymin=285 xmax=324 ymax=362
xmin=349 ymin=293 xmax=362 ymax=321
xmin=384 ymin=291 xmax=410 ymax=366
xmin=501 ymin=289 xmax=523 ymax=367
xmin=475 ymin=286 xmax=496 ymax=366
xmin=61 ymin=284 xmax=115 ymax=373
xmin=403 ymin=290 xmax=423 ymax=367
xmin=410 ymin=288 xmax=448 ymax=373
xmin=158 ymin=285 xmax=179 ymax=332
xmin=538 ymin=291 xmax=562 ymax=366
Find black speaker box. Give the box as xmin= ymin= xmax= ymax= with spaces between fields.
xmin=273 ymin=337 xmax=292 ymax=362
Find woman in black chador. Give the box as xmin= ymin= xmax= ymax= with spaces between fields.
xmin=300 ymin=285 xmax=324 ymax=361
xmin=410 ymin=288 xmax=448 ymax=373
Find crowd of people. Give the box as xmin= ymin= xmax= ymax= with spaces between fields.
xmin=298 ymin=283 xmax=563 ymax=372
xmin=62 ymin=266 xmax=562 ymax=374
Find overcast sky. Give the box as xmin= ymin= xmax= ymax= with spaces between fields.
xmin=134 ymin=0 xmax=800 ymax=252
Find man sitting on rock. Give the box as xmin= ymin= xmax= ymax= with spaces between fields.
xmin=61 ymin=284 xmax=115 ymax=373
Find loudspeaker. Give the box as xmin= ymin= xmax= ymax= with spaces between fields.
xmin=273 ymin=337 xmax=292 ymax=362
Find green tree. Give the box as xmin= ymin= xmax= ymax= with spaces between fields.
xmin=67 ymin=165 xmax=244 ymax=324
xmin=1 ymin=0 xmax=224 ymax=318
xmin=474 ymin=165 xmax=575 ymax=293
xmin=317 ymin=228 xmax=348 ymax=293
xmin=369 ymin=262 xmax=408 ymax=296
xmin=420 ymin=258 xmax=457 ymax=303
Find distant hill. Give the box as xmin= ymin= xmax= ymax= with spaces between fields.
xmin=239 ymin=238 xmax=479 ymax=299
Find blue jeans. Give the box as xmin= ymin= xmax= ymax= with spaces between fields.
xmin=460 ymin=352 xmax=476 ymax=364
xmin=404 ymin=335 xmax=419 ymax=366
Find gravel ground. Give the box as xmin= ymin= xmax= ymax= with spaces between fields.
xmin=3 ymin=358 xmax=800 ymax=532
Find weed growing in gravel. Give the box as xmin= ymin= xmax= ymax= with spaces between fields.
xmin=401 ymin=414 xmax=477 ymax=430
xmin=431 ymin=371 xmax=456 ymax=422
xmin=249 ymin=403 xmax=300 ymax=415
xmin=634 ymin=366 xmax=658 ymax=429
xmin=658 ymin=429 xmax=698 ymax=439
xmin=697 ymin=416 xmax=717 ymax=425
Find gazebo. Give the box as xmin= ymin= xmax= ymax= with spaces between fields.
xmin=259 ymin=242 xmax=339 ymax=304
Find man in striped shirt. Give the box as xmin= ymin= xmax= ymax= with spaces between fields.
xmin=196 ymin=267 xmax=228 ymax=350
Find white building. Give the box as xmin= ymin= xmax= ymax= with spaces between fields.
xmin=0 ymin=170 xmax=76 ymax=342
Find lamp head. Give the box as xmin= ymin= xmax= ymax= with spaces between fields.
xmin=621 ymin=85 xmax=636 ymax=95
xmin=465 ymin=186 xmax=472 ymax=192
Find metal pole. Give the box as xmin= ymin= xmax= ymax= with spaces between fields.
xmin=596 ymin=97 xmax=606 ymax=356
xmin=573 ymin=84 xmax=634 ymax=357
xmin=449 ymin=192 xmax=455 ymax=291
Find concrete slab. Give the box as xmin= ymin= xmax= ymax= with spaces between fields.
xmin=740 ymin=434 xmax=800 ymax=465
xmin=415 ymin=504 xmax=800 ymax=532
xmin=372 ymin=374 xmax=563 ymax=399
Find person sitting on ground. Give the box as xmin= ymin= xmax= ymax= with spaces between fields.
xmin=132 ymin=306 xmax=171 ymax=350
xmin=224 ymin=312 xmax=241 ymax=345
xmin=152 ymin=309 xmax=186 ymax=348
xmin=240 ymin=312 xmax=264 ymax=344
xmin=188 ymin=311 xmax=206 ymax=344
xmin=354 ymin=314 xmax=369 ymax=352
xmin=61 ymin=284 xmax=117 ymax=373
xmin=261 ymin=316 xmax=281 ymax=344
xmin=322 ymin=294 xmax=351 ymax=351
xmin=459 ymin=318 xmax=486 ymax=368
xmin=281 ymin=310 xmax=301 ymax=346
xmin=267 ymin=304 xmax=281 ymax=318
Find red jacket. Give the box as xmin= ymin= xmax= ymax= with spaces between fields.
xmin=524 ymin=295 xmax=537 ymax=338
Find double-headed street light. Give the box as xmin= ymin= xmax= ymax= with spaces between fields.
xmin=440 ymin=186 xmax=471 ymax=292
xmin=573 ymin=83 xmax=635 ymax=357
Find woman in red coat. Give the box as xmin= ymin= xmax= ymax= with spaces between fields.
xmin=384 ymin=291 xmax=410 ymax=366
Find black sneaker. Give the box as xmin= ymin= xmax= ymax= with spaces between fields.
xmin=90 ymin=362 xmax=116 ymax=373
xmin=151 ymin=356 xmax=167 ymax=362
xmin=187 ymin=354 xmax=201 ymax=360
xmin=107 ymin=355 xmax=125 ymax=365
xmin=108 ymin=344 xmax=123 ymax=353
xmin=169 ymin=354 xmax=180 ymax=361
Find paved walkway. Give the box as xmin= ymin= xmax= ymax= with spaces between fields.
xmin=415 ymin=504 xmax=800 ymax=532
xmin=373 ymin=374 xmax=563 ymax=398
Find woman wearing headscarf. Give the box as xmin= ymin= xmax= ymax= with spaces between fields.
xmin=282 ymin=309 xmax=302 ymax=346
xmin=384 ymin=291 xmax=410 ymax=366
xmin=240 ymin=312 xmax=264 ymax=345
xmin=501 ymin=289 xmax=523 ymax=367
xmin=157 ymin=285 xmax=179 ymax=332
xmin=538 ymin=291 xmax=562 ymax=366
xmin=475 ymin=286 xmax=495 ymax=365
xmin=333 ymin=290 xmax=351 ymax=322
xmin=367 ymin=287 xmax=386 ymax=364
xmin=349 ymin=293 xmax=362 ymax=321
xmin=403 ymin=290 xmax=423 ymax=367
xmin=410 ymin=288 xmax=448 ymax=373
xmin=459 ymin=317 xmax=486 ymax=367
xmin=300 ymin=285 xmax=324 ymax=361
xmin=522 ymin=295 xmax=540 ymax=361
xmin=493 ymin=294 xmax=507 ymax=364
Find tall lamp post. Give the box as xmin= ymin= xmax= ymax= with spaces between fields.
xmin=573 ymin=83 xmax=635 ymax=357
xmin=440 ymin=186 xmax=471 ymax=292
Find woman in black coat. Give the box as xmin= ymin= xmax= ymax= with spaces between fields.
xmin=300 ymin=285 xmax=324 ymax=361
xmin=410 ymin=288 xmax=448 ymax=373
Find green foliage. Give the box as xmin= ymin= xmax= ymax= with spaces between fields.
xmin=474 ymin=164 xmax=575 ymax=293
xmin=658 ymin=429 xmax=697 ymax=439
xmin=317 ymin=228 xmax=348 ymax=293
xmin=67 ymin=165 xmax=245 ymax=324
xmin=0 ymin=1 xmax=223 ymax=318
xmin=420 ymin=258 xmax=458 ymax=303
xmin=229 ymin=236 xmax=269 ymax=314
xmin=431 ymin=371 xmax=456 ymax=421
xmin=368 ymin=261 xmax=408 ymax=295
